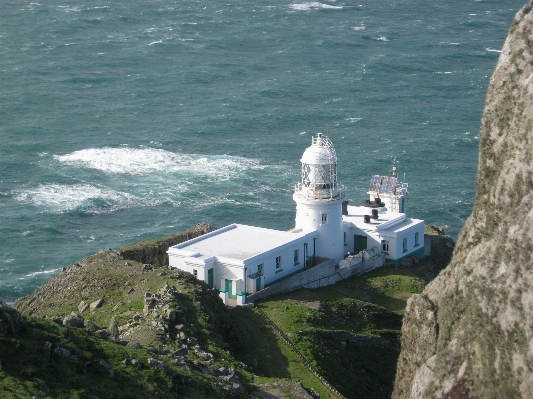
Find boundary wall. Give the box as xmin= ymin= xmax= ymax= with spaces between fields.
xmin=247 ymin=253 xmax=384 ymax=303
xmin=256 ymin=308 xmax=348 ymax=399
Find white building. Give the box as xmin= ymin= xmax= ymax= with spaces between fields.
xmin=168 ymin=134 xmax=425 ymax=305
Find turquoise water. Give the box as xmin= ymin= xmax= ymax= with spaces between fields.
xmin=0 ymin=0 xmax=525 ymax=302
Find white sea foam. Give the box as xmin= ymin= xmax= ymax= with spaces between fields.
xmin=289 ymin=2 xmax=343 ymax=11
xmin=53 ymin=147 xmax=262 ymax=180
xmin=485 ymin=47 xmax=501 ymax=53
xmin=353 ymin=26 xmax=365 ymax=31
xmin=346 ymin=117 xmax=362 ymax=122
xmin=25 ymin=268 xmax=60 ymax=278
xmin=376 ymin=36 xmax=389 ymax=42
xmin=13 ymin=184 xmax=159 ymax=214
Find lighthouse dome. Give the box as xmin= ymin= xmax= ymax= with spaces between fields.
xmin=295 ymin=133 xmax=342 ymax=201
xmin=300 ymin=133 xmax=338 ymax=165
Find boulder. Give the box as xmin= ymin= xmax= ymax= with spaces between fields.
xmin=78 ymin=301 xmax=89 ymax=313
xmin=147 ymin=358 xmax=168 ymax=371
xmin=53 ymin=347 xmax=71 ymax=359
xmin=95 ymin=329 xmax=111 ymax=340
xmin=0 ymin=302 xmax=26 ymax=334
xmin=112 ymin=301 xmax=125 ymax=311
xmin=90 ymin=298 xmax=104 ymax=312
xmin=84 ymin=320 xmax=101 ymax=332
xmin=108 ymin=317 xmax=119 ymax=341
xmin=62 ymin=312 xmax=84 ymax=328
xmin=172 ymin=346 xmax=188 ymax=357
xmin=99 ymin=360 xmax=114 ymax=377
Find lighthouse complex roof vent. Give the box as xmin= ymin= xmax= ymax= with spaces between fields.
xmin=295 ymin=133 xmax=344 ymax=201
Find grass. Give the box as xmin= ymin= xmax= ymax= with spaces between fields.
xmin=0 ymin=318 xmax=238 ymax=399
xmin=9 ymin=228 xmax=452 ymax=399
xmin=230 ymin=265 xmax=428 ymax=399
xmin=231 ymin=306 xmax=334 ymax=398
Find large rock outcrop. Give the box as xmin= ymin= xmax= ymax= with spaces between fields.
xmin=118 ymin=222 xmax=211 ymax=268
xmin=393 ymin=3 xmax=533 ymax=399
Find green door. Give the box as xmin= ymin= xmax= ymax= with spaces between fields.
xmin=225 ymin=279 xmax=236 ymax=299
xmin=354 ymin=235 xmax=367 ymax=253
xmin=256 ymin=277 xmax=261 ymax=292
xmin=207 ymin=268 xmax=213 ymax=288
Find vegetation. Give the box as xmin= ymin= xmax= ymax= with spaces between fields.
xmin=231 ymin=265 xmax=427 ymax=399
xmin=3 ymin=226 xmax=453 ymax=399
xmin=0 ymin=317 xmax=236 ymax=399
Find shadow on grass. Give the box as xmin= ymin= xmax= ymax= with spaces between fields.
xmin=230 ymin=307 xmax=291 ymax=380
xmin=248 ymin=267 xmax=424 ymax=399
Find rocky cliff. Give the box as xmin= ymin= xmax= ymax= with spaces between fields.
xmin=393 ymin=2 xmax=533 ymax=399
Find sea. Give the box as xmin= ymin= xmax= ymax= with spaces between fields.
xmin=0 ymin=0 xmax=525 ymax=304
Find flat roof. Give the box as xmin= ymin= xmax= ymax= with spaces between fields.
xmin=342 ymin=205 xmax=423 ymax=233
xmin=169 ymin=224 xmax=316 ymax=261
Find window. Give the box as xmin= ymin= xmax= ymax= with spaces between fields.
xmin=382 ymin=240 xmax=389 ymax=252
xmin=415 ymin=232 xmax=420 ymax=247
xmin=321 ymin=213 xmax=328 ymax=224
xmin=193 ymin=269 xmax=198 ymax=278
xmin=276 ymin=256 xmax=281 ymax=269
xmin=258 ymin=264 xmax=263 ymax=275
xmin=344 ymin=232 xmax=347 ymax=246
xmin=402 ymin=237 xmax=408 ymax=253
xmin=294 ymin=249 xmax=299 ymax=265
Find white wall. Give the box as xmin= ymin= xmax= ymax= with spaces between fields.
xmin=169 ymin=233 xmax=318 ymax=298
xmin=381 ymin=223 xmax=425 ymax=260
xmin=244 ymin=238 xmax=314 ymax=288
xmin=294 ymin=197 xmax=344 ymax=263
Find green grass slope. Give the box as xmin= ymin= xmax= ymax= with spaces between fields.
xmin=4 ymin=226 xmax=453 ymax=399
xmin=230 ymin=231 xmax=453 ymax=399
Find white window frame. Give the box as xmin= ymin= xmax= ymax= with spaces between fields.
xmin=294 ymin=249 xmax=299 ymax=265
xmin=193 ymin=269 xmax=198 ymax=278
xmin=402 ymin=237 xmax=408 ymax=253
xmin=321 ymin=213 xmax=328 ymax=224
xmin=275 ymin=256 xmax=281 ymax=269
xmin=415 ymin=232 xmax=419 ymax=247
xmin=382 ymin=240 xmax=389 ymax=252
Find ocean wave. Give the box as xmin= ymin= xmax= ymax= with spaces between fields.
xmin=12 ymin=184 xmax=161 ymax=214
xmin=289 ymin=2 xmax=343 ymax=11
xmin=485 ymin=47 xmax=501 ymax=53
xmin=24 ymin=268 xmax=60 ymax=278
xmin=53 ymin=147 xmax=262 ymax=179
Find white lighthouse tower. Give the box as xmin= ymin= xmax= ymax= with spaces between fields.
xmin=293 ymin=133 xmax=345 ymax=264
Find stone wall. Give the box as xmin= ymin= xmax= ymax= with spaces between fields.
xmin=424 ymin=234 xmax=432 ymax=257
xmin=247 ymin=258 xmax=336 ymax=302
xmin=118 ymin=223 xmax=211 ymax=268
xmin=247 ymin=253 xmax=385 ymax=303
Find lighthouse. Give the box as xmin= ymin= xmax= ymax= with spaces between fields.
xmin=293 ymin=133 xmax=345 ymax=263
